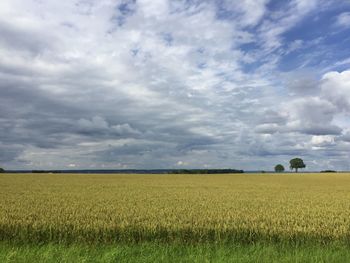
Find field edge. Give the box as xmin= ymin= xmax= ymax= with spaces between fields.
xmin=1 ymin=241 xmax=350 ymax=263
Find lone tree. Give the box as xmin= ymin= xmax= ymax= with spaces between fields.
xmin=274 ymin=164 xmax=285 ymax=172
xmin=289 ymin=158 xmax=306 ymax=173
xmin=0 ymin=167 xmax=4 ymax=173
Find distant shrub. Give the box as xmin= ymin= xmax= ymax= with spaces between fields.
xmin=320 ymin=170 xmax=336 ymax=173
xmin=274 ymin=164 xmax=285 ymax=172
xmin=0 ymin=167 xmax=4 ymax=173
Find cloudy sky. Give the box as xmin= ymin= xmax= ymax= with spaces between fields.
xmin=1 ymin=0 xmax=350 ymax=171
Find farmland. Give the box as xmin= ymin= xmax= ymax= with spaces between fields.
xmin=1 ymin=172 xmax=350 ymax=261
xmin=1 ymin=172 xmax=350 ymax=244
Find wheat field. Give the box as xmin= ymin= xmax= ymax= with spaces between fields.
xmin=1 ymin=172 xmax=350 ymax=245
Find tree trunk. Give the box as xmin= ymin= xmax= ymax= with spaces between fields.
xmin=295 ymin=168 xmax=298 ymax=173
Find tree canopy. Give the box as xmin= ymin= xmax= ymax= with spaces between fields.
xmin=274 ymin=164 xmax=285 ymax=172
xmin=289 ymin=158 xmax=306 ymax=173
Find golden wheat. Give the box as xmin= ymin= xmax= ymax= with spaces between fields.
xmin=1 ymin=173 xmax=350 ymax=244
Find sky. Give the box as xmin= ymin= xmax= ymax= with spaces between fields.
xmin=1 ymin=0 xmax=350 ymax=171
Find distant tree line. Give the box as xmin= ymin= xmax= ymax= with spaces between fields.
xmin=32 ymin=170 xmax=62 ymax=173
xmin=171 ymin=169 xmax=244 ymax=174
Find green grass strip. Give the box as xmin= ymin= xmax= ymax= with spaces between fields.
xmin=0 ymin=241 xmax=349 ymax=263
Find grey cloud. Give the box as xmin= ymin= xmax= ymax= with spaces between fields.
xmin=244 ymin=143 xmax=307 ymax=157
xmin=338 ymin=132 xmax=350 ymax=142
xmin=0 ymin=20 xmax=56 ymax=55
xmin=285 ymin=72 xmax=319 ymax=95
xmin=0 ymin=0 xmax=350 ymax=170
xmin=255 ymin=124 xmax=280 ymax=134
xmin=112 ymin=123 xmax=141 ymax=135
xmin=256 ymin=110 xmax=287 ymax=125
xmin=77 ymin=116 xmax=141 ymax=136
xmin=0 ymin=143 xmax=24 ymax=163
xmin=296 ymin=98 xmax=337 ymax=123
xmin=77 ymin=117 xmax=109 ymax=132
xmin=298 ymin=125 xmax=342 ymax=136
xmin=285 ymin=97 xmax=342 ymax=135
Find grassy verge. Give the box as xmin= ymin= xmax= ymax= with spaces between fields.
xmin=1 ymin=242 xmax=350 ymax=263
